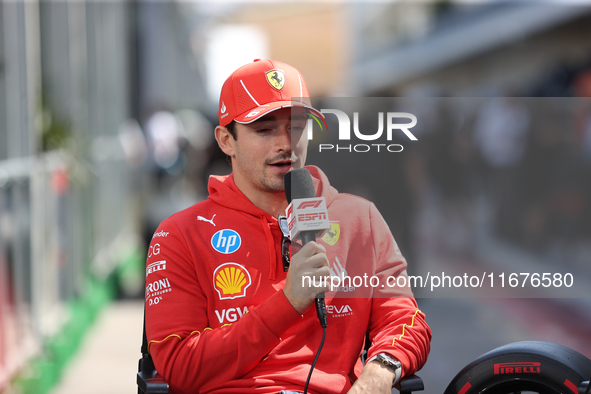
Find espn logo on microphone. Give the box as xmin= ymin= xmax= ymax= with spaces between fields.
xmin=286 ymin=197 xmax=330 ymax=240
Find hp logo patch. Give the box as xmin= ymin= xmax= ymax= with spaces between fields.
xmin=211 ymin=229 xmax=241 ymax=254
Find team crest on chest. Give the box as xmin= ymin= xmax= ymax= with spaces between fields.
xmin=322 ymin=222 xmax=341 ymax=246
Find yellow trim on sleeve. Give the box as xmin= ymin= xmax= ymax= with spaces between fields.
xmin=148 ymin=325 xmax=228 ymax=353
xmin=148 ymin=334 xmax=182 ymax=353
xmin=392 ymin=309 xmax=422 ymax=347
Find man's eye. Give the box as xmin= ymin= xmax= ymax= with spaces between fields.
xmin=256 ymin=128 xmax=272 ymax=133
xmin=291 ymin=125 xmax=306 ymax=132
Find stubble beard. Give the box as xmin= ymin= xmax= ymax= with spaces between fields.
xmin=259 ymin=169 xmax=287 ymax=193
xmin=259 ymin=153 xmax=299 ymax=193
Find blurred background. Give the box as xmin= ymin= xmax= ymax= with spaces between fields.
xmin=1 ymin=1 xmax=591 ymax=393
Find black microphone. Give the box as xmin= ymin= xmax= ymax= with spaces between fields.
xmin=285 ymin=168 xmax=328 ymax=328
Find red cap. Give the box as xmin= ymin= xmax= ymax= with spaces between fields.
xmin=218 ymin=59 xmax=323 ymax=127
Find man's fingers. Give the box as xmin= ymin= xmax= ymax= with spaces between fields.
xmin=296 ymin=241 xmax=326 ymax=258
xmin=284 ymin=240 xmax=331 ymax=310
xmin=306 ymin=253 xmax=329 ymax=269
xmin=301 ymin=266 xmax=332 ymax=294
xmin=317 ymin=266 xmax=331 ymax=278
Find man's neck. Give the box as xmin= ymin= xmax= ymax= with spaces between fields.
xmin=234 ymin=178 xmax=288 ymax=219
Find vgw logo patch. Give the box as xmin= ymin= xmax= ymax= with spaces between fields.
xmin=211 ymin=229 xmax=241 ymax=254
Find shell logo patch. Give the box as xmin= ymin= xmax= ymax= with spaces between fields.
xmin=213 ymin=263 xmax=252 ymax=300
xmin=266 ymin=69 xmax=285 ymax=90
xmin=322 ymin=222 xmax=341 ymax=246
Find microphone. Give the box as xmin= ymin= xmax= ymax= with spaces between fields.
xmin=284 ymin=168 xmax=329 ymax=328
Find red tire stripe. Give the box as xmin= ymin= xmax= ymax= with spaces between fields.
xmin=564 ymin=379 xmax=578 ymax=393
xmin=458 ymin=382 xmax=472 ymax=394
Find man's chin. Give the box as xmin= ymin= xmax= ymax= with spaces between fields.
xmin=264 ymin=185 xmax=286 ymax=194
xmin=260 ymin=176 xmax=286 ymax=194
xmin=271 ymin=178 xmax=286 ymax=192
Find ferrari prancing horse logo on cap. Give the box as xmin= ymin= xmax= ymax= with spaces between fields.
xmin=266 ymin=69 xmax=285 ymax=90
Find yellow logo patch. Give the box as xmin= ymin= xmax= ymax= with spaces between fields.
xmin=213 ymin=263 xmax=252 ymax=300
xmin=266 ymin=69 xmax=285 ymax=90
xmin=322 ymin=222 xmax=341 ymax=246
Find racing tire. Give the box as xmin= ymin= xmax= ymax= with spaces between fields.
xmin=443 ymin=341 xmax=591 ymax=394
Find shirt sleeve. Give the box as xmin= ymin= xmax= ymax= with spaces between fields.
xmin=365 ymin=203 xmax=432 ymax=379
xmin=145 ymin=218 xmax=302 ymax=393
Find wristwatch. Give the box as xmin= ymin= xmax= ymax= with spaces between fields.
xmin=367 ymin=353 xmax=402 ymax=386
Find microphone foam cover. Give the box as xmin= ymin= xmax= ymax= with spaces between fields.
xmin=284 ymin=168 xmax=315 ymax=203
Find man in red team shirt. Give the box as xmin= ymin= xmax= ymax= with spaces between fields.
xmin=145 ymin=59 xmax=431 ymax=393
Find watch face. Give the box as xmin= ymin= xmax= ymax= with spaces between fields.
xmin=378 ymin=354 xmax=400 ymax=369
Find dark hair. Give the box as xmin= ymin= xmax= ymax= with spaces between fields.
xmin=224 ymin=121 xmax=237 ymax=165
xmin=226 ymin=121 xmax=237 ymax=140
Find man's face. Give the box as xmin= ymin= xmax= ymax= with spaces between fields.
xmin=228 ymin=107 xmax=309 ymax=194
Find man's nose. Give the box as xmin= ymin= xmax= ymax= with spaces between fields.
xmin=276 ymin=127 xmax=291 ymax=151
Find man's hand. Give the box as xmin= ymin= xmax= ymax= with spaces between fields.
xmin=347 ymin=360 xmax=397 ymax=394
xmin=282 ymin=241 xmax=330 ymax=314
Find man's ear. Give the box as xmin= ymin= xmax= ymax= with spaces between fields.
xmin=215 ymin=125 xmax=236 ymax=158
